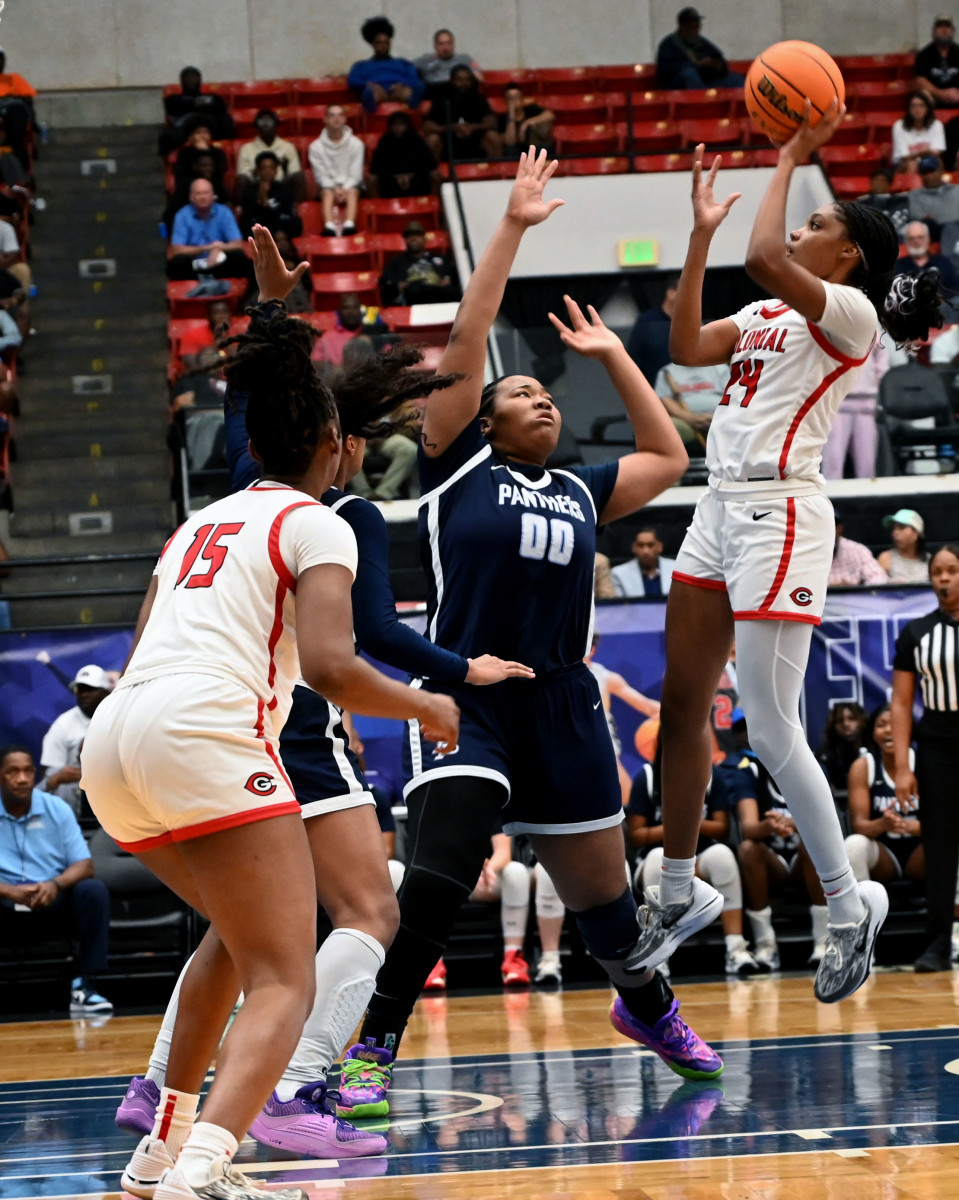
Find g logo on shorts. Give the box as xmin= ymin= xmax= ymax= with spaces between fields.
xmin=244 ymin=772 xmax=277 ymax=796
xmin=790 ymin=586 xmax=813 ymax=607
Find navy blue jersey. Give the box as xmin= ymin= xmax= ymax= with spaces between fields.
xmin=626 ymin=763 xmax=729 ymax=855
xmin=861 ymin=746 xmax=920 ymax=834
xmin=417 ymin=421 xmax=619 ymax=673
xmin=720 ymin=752 xmax=800 ymax=858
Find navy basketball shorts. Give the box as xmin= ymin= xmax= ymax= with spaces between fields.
xmin=879 ymin=833 xmax=922 ymax=876
xmin=281 ymin=683 xmax=374 ymax=819
xmin=404 ymin=662 xmax=624 ymax=836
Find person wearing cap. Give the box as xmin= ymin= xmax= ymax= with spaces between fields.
xmin=827 ymin=510 xmax=889 ymax=587
xmin=907 ymin=160 xmax=959 ymax=235
xmin=236 ymin=151 xmax=303 ymax=240
xmin=377 ymin=220 xmax=460 ymax=307
xmin=877 ymin=508 xmax=930 ymax=583
xmin=308 ymin=103 xmax=366 ymax=237
xmin=235 ymin=109 xmax=303 ymax=191
xmin=914 ymin=16 xmax=959 ymax=107
xmin=39 ymin=666 xmax=113 ymax=813
xmin=0 ymin=744 xmax=114 ymax=1015
xmin=656 ymin=8 xmax=745 ymax=91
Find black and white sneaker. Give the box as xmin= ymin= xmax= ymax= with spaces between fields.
xmin=70 ymin=980 xmax=113 ymax=1015
xmin=155 ymin=1160 xmax=308 ymax=1200
xmin=814 ymin=881 xmax=888 ymax=1004
xmin=625 ymin=879 xmax=724 ymax=973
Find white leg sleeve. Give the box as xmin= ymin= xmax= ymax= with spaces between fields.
xmin=697 ymin=843 xmax=742 ymax=911
xmin=639 ymin=847 xmax=664 ymax=896
xmin=534 ymin=862 xmax=565 ymax=920
xmin=845 ymin=833 xmax=880 ymax=882
xmin=146 ymin=951 xmax=195 ymax=1085
xmin=388 ymin=858 xmax=406 ymax=893
xmin=500 ymin=860 xmax=532 ymax=943
xmin=735 ymin=620 xmax=864 ymax=926
xmin=278 ymin=928 xmax=385 ymax=1097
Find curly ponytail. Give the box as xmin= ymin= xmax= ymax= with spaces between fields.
xmin=835 ymin=201 xmax=945 ymax=346
xmin=331 ymin=343 xmax=462 ymax=438
xmin=225 ymin=309 xmax=338 ymax=477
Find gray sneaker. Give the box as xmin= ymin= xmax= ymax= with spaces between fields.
xmin=155 ymin=1161 xmax=308 ymax=1200
xmin=814 ymin=881 xmax=889 ymax=1004
xmin=625 ymin=879 xmax=724 ymax=973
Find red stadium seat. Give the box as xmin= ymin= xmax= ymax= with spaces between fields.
xmin=294 ymin=104 xmax=363 ymax=136
xmin=830 ymin=176 xmax=873 ymax=199
xmin=229 ymin=82 xmax=292 ymax=110
xmin=677 ymin=117 xmax=746 ymax=150
xmin=312 ymin=270 xmax=380 ymax=311
xmin=537 ymin=93 xmax=608 ymax=125
xmin=566 ymin=156 xmax=630 ymax=175
xmin=533 ymin=66 xmax=598 ymax=94
xmin=636 ymin=152 xmax=694 ymax=173
xmin=449 ymin=161 xmax=517 ymax=181
xmin=849 ymin=80 xmax=909 ymax=114
xmin=298 ymin=233 xmax=378 ymax=272
xmin=166 ymin=280 xmax=247 ymax=319
xmin=669 ymin=89 xmax=739 ymax=121
xmin=362 ymin=196 xmax=442 ymax=232
xmin=232 ymin=106 xmax=295 ymax=137
xmin=602 ymin=93 xmax=632 ymax=122
xmin=482 ymin=69 xmax=536 ymax=89
xmin=835 ymin=55 xmax=904 ymax=85
xmin=829 ymin=114 xmax=874 ymax=146
xmin=291 ymin=77 xmax=354 ymax=106
xmin=627 ymin=92 xmax=672 ymax=123
xmin=748 ymin=148 xmax=781 ymax=167
xmin=298 ymin=202 xmax=326 ymax=237
xmin=818 ymin=143 xmax=884 ymax=176
xmin=594 ymin=64 xmax=657 ymax=91
xmin=555 ymin=123 xmax=622 ymax=155
xmin=630 ymin=119 xmax=680 ymax=154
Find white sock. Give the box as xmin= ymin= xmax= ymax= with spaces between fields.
xmin=277 ymin=928 xmax=385 ymax=1100
xmin=150 ymin=1086 xmax=199 ymax=1161
xmin=660 ymin=856 xmax=696 ymax=907
xmin=724 ymin=933 xmax=747 ymax=953
xmin=146 ymin=953 xmax=195 ymax=1086
xmin=747 ymin=906 xmax=775 ymax=945
xmin=810 ymin=904 xmax=829 ymax=945
xmin=821 ymin=868 xmax=864 ymax=926
xmin=176 ymin=1121 xmax=238 ymax=1188
xmin=500 ymin=861 xmax=531 ymax=943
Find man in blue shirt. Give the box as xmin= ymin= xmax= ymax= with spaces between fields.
xmin=348 ymin=16 xmax=425 ymax=114
xmin=0 ymin=745 xmax=113 ymax=1014
xmin=167 ymin=177 xmax=251 ymax=282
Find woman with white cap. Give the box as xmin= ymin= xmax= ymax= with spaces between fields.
xmin=877 ymin=508 xmax=929 ymax=583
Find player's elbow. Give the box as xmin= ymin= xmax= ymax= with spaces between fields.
xmin=744 ymin=248 xmax=780 ymax=289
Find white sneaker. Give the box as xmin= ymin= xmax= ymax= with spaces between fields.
xmin=814 ymin=880 xmax=889 ymax=1004
xmin=534 ymin=951 xmax=562 ymax=986
xmin=625 ymin=879 xmax=724 ymax=973
xmin=120 ymin=1136 xmax=174 ymax=1200
xmin=808 ymin=938 xmax=828 ymax=967
xmin=752 ymin=938 xmax=780 ymax=972
xmin=725 ymin=942 xmax=761 ymax=977
xmin=155 ymin=1159 xmax=308 ymax=1200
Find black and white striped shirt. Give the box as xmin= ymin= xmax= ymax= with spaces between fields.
xmin=894 ymin=608 xmax=959 ymax=732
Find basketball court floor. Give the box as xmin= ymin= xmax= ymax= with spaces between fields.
xmin=2 ymin=970 xmax=959 ymax=1199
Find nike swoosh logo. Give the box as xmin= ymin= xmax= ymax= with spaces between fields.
xmin=593 ymin=700 xmax=602 ymax=709
xmin=752 ymin=511 xmax=772 ymax=521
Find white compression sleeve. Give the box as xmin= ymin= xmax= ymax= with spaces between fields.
xmin=500 ymin=860 xmax=532 ymax=943
xmin=146 ymin=951 xmax=195 ymax=1085
xmin=734 ymin=620 xmax=864 ymax=926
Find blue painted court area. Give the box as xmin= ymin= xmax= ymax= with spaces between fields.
xmin=2 ymin=1026 xmax=959 ymax=1195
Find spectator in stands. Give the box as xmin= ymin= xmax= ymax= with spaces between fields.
xmin=828 ymin=509 xmax=889 ymax=586
xmin=0 ymin=302 xmax=21 ymax=360
xmin=178 ymin=299 xmax=234 ymax=372
xmin=817 ymin=702 xmax=866 ymax=795
xmin=0 ymin=267 xmax=29 ymax=341
xmin=907 ymin=157 xmax=959 ymax=235
xmin=611 ymin=527 xmax=675 ymax=598
xmin=237 ymin=151 xmax=302 ymax=239
xmin=160 ymin=66 xmax=234 ymax=154
xmin=172 ymin=346 xmax=228 ymax=411
xmin=892 ymin=91 xmax=947 ymax=173
xmin=858 ymin=169 xmax=910 ymax=241
xmin=896 ymin=219 xmax=959 ymax=292
xmin=351 ymin=421 xmax=419 ymax=502
xmin=39 ymin=665 xmax=112 ymax=813
xmin=495 ymin=83 xmax=556 ymax=159
xmin=272 ymin=229 xmax=313 ymax=313
xmin=0 ymin=49 xmax=36 ymax=169
xmin=172 ymin=116 xmax=229 ymax=203
xmin=368 ymin=111 xmax=439 ymax=198
xmin=414 ymin=29 xmax=483 ymax=98
xmin=626 ymin=275 xmax=679 ymax=386
xmin=348 ymin=16 xmax=425 ymax=114
xmin=594 ymin=552 xmax=618 ymax=600
xmin=235 ymin=109 xmax=302 ymax=189
xmin=654 ymin=358 xmax=727 ymax=453
xmin=378 ymin=220 xmax=460 ymax=306
xmin=878 ymin=508 xmax=930 ymax=583
xmin=821 ymin=339 xmax=887 ymax=480
xmin=311 ymin=291 xmax=387 ymax=372
xmin=0 ymin=114 xmax=29 ymax=189
xmin=0 ymin=745 xmax=113 ymax=1015
xmin=655 ymin=7 xmax=745 ymax=90
xmin=914 ymin=16 xmax=959 ymax=108
xmin=166 ymin=178 xmax=249 ymax=281
xmin=308 ymin=104 xmax=365 ymax=236
xmin=423 ymin=66 xmax=499 ymax=162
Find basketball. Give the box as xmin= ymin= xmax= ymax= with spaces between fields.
xmin=745 ymin=40 xmax=845 ymax=146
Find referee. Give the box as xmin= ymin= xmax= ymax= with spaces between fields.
xmin=891 ymin=543 xmax=959 ymax=973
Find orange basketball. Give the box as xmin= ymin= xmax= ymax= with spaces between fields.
xmin=745 ymin=41 xmax=845 ymax=146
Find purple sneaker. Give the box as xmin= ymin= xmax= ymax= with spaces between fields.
xmin=248 ymin=1082 xmax=388 ymax=1159
xmin=115 ymin=1076 xmax=160 ymax=1136
xmin=609 ymin=996 xmax=724 ymax=1080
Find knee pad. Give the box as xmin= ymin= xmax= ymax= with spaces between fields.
xmin=844 ymin=833 xmax=878 ymax=881
xmin=697 ymin=843 xmax=742 ymax=911
xmin=500 ymin=860 xmax=531 ymax=909
xmin=534 ymin=862 xmax=565 ymax=920
xmin=574 ymin=888 xmax=638 ymax=962
xmin=388 ymin=859 xmax=406 ymax=893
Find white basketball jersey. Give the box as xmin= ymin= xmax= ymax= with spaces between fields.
xmin=707 ymin=282 xmax=878 ymax=483
xmin=119 ymin=482 xmax=357 ymax=731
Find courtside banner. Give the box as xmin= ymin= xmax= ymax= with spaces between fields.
xmin=0 ymin=588 xmax=932 ymax=794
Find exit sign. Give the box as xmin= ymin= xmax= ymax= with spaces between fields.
xmin=618 ymin=238 xmax=659 ymax=268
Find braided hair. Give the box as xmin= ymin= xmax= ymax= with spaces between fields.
xmin=479 ymin=376 xmax=509 ymax=418
xmin=835 ymin=201 xmax=945 ymax=346
xmin=361 ymin=15 xmax=394 ymax=44
xmin=225 ymin=310 xmax=337 ymax=478
xmin=330 ymin=343 xmax=462 ymax=438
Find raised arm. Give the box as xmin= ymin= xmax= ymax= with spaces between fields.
xmin=422 ymin=149 xmax=564 ymax=457
xmin=744 ymin=100 xmax=846 ymax=322
xmin=548 ymin=296 xmax=687 ymax=523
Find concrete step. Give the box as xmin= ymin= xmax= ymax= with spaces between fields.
xmin=6 ymin=593 xmax=145 ymax=629
xmin=12 ymin=452 xmax=169 ymax=485
xmin=2 ymin=558 xmax=155 ymax=596
xmin=12 ymin=474 xmax=170 ymax=511
xmin=17 ymin=394 xmax=168 ymax=422
xmin=46 ymin=127 xmax=160 ymax=149
xmin=0 ymin=511 xmax=168 ymax=558
xmin=30 ymin=312 xmax=168 ymax=338
xmin=9 ymin=500 xmax=173 ymax=539
xmin=18 ymin=372 xmax=167 ymax=401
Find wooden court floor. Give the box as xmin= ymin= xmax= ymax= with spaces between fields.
xmin=2 ymin=969 xmax=959 ymax=1199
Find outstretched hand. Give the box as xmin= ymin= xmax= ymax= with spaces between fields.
xmin=779 ymin=97 xmax=846 ymax=163
xmin=691 ymin=145 xmax=742 ymax=234
xmin=505 ymin=147 xmax=565 ymax=229
xmin=248 ymin=223 xmax=310 ymax=303
xmin=548 ymin=294 xmax=622 ymax=360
